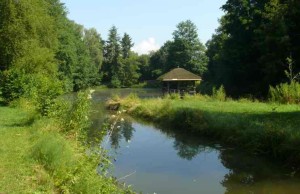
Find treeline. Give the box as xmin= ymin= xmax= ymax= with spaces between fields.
xmin=204 ymin=0 xmax=300 ymax=97
xmin=0 ymin=0 xmax=102 ymax=106
xmin=1 ymin=0 xmax=300 ymax=104
xmin=0 ymin=0 xmax=209 ymax=101
xmin=0 ymin=0 xmax=147 ymax=110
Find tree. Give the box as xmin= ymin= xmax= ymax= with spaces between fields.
xmin=118 ymin=53 xmax=140 ymax=87
xmin=102 ymin=26 xmax=121 ymax=84
xmin=207 ymin=0 xmax=291 ymax=97
xmin=121 ymin=33 xmax=134 ymax=59
xmin=149 ymin=41 xmax=172 ymax=79
xmin=84 ymin=28 xmax=103 ymax=72
xmin=167 ymin=20 xmax=208 ymax=75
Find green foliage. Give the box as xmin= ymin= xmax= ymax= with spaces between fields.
xmin=84 ymin=28 xmax=103 ymax=71
xmin=110 ymin=75 xmax=122 ymax=88
xmin=149 ymin=21 xmax=208 ymax=78
xmin=0 ymin=69 xmax=26 ymax=103
xmin=1 ymin=69 xmax=63 ymax=115
xmin=49 ymin=90 xmax=92 ymax=134
xmin=205 ymin=0 xmax=300 ymax=97
xmin=212 ymin=85 xmax=226 ymax=101
xmin=103 ymin=26 xmax=121 ymax=83
xmin=168 ymin=20 xmax=208 ymax=75
xmin=121 ymin=33 xmax=134 ymax=59
xmin=118 ymin=54 xmax=141 ymax=87
xmin=269 ymin=81 xmax=300 ymax=104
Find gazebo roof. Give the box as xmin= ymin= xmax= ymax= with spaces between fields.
xmin=157 ymin=68 xmax=202 ymax=81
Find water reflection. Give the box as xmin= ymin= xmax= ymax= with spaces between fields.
xmin=87 ymin=88 xmax=300 ymax=194
xmin=110 ymin=118 xmax=135 ymax=150
xmin=101 ymin=116 xmax=300 ymax=194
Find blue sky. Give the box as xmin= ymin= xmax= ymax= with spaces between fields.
xmin=61 ymin=0 xmax=226 ymax=54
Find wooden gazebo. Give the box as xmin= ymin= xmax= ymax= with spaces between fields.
xmin=157 ymin=68 xmax=202 ymax=95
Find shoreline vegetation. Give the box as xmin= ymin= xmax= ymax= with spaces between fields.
xmin=0 ymin=92 xmax=133 ymax=194
xmin=108 ymin=93 xmax=300 ymax=170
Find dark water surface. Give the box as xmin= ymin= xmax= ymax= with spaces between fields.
xmin=89 ymin=89 xmax=300 ymax=194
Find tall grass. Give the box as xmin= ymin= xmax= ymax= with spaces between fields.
xmin=212 ymin=85 xmax=226 ymax=101
xmin=269 ymin=81 xmax=300 ymax=104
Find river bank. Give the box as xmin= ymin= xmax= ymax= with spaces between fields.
xmin=110 ymin=94 xmax=300 ymax=169
xmin=0 ymin=96 xmax=133 ymax=193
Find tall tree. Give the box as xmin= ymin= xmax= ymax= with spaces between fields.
xmin=205 ymin=0 xmax=300 ymax=97
xmin=149 ymin=41 xmax=172 ymax=78
xmin=121 ymin=33 xmax=134 ymax=59
xmin=103 ymin=26 xmax=121 ymax=83
xmin=167 ymin=20 xmax=208 ymax=75
xmin=84 ymin=28 xmax=103 ymax=73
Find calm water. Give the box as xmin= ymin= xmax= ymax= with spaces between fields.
xmin=89 ymin=89 xmax=300 ymax=194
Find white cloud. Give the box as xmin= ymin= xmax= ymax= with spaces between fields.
xmin=133 ymin=37 xmax=160 ymax=55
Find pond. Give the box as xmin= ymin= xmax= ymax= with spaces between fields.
xmin=89 ymin=88 xmax=300 ymax=194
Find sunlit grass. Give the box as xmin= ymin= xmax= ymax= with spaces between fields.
xmin=0 ymin=103 xmax=133 ymax=193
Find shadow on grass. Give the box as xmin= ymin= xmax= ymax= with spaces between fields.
xmin=3 ymin=116 xmax=36 ymax=128
xmin=0 ymin=100 xmax=7 ymax=106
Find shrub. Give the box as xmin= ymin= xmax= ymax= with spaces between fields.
xmin=0 ymin=69 xmax=26 ymax=103
xmin=49 ymin=90 xmax=92 ymax=135
xmin=0 ymin=69 xmax=63 ymax=115
xmin=269 ymin=81 xmax=300 ymax=104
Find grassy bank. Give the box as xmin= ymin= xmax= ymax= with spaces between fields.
xmin=111 ymin=95 xmax=300 ymax=167
xmin=0 ymin=100 xmax=133 ymax=193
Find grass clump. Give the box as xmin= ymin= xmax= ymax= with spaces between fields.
xmin=269 ymin=81 xmax=300 ymax=104
xmin=212 ymin=85 xmax=226 ymax=101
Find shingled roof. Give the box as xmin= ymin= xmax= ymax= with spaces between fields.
xmin=157 ymin=68 xmax=202 ymax=81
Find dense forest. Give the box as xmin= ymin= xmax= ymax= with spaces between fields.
xmin=0 ymin=0 xmax=300 ymax=105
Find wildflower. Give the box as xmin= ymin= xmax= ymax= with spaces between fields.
xmin=87 ymin=94 xmax=92 ymax=99
xmin=117 ymin=111 xmax=121 ymax=114
xmin=120 ymin=118 xmax=124 ymax=122
xmin=111 ymin=115 xmax=116 ymax=118
xmin=90 ymin=89 xmax=95 ymax=94
xmin=122 ymin=109 xmax=127 ymax=113
xmin=116 ymin=125 xmax=121 ymax=129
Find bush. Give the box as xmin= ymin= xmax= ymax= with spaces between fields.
xmin=269 ymin=81 xmax=300 ymax=104
xmin=0 ymin=69 xmax=26 ymax=103
xmin=49 ymin=90 xmax=92 ymax=135
xmin=0 ymin=69 xmax=63 ymax=115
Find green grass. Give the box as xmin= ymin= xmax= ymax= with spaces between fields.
xmin=0 ymin=104 xmax=133 ymax=193
xmin=0 ymin=107 xmax=46 ymax=193
xmin=115 ymin=95 xmax=300 ymax=166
